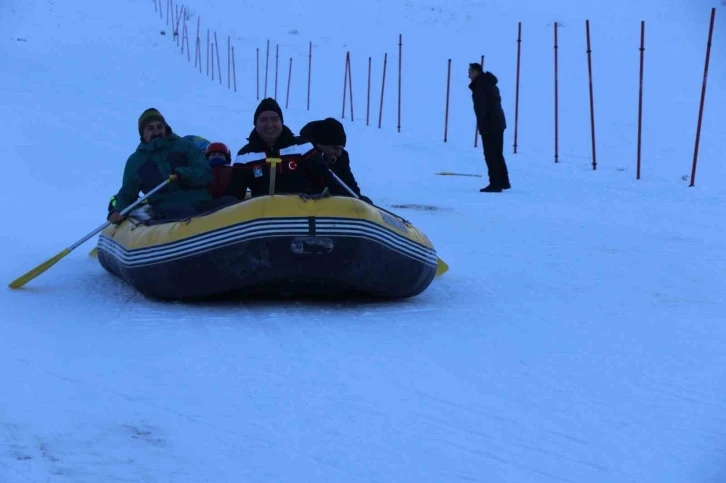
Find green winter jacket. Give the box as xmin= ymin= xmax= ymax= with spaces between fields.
xmin=113 ymin=133 xmax=213 ymax=214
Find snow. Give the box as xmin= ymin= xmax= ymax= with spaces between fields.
xmin=1 ymin=0 xmax=725 ymax=481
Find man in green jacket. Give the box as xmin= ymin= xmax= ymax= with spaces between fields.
xmin=108 ymin=108 xmax=216 ymax=223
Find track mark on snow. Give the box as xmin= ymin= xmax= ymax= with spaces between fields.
xmin=389 ymin=203 xmax=450 ymax=212
xmin=1 ymin=422 xmax=34 ymax=462
xmin=449 ymin=442 xmax=578 ymax=483
xmin=123 ymin=423 xmax=166 ymax=447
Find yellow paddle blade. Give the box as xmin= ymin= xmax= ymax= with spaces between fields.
xmin=435 ymin=257 xmax=449 ymax=277
xmin=8 ymin=248 xmax=71 ymax=289
xmin=88 ymin=247 xmax=98 ymax=258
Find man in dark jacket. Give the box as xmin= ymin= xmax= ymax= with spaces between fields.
xmin=224 ymin=98 xmax=329 ymax=199
xmin=469 ymin=63 xmax=511 ymax=192
xmin=300 ymin=118 xmax=372 ymax=204
xmin=107 ymin=108 xmax=227 ymax=223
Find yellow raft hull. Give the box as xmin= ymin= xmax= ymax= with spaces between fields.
xmin=96 ymin=195 xmax=440 ymax=300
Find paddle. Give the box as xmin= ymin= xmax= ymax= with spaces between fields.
xmin=436 ymin=171 xmax=482 ymax=177
xmin=266 ymin=157 xmax=282 ymax=194
xmin=325 ymin=169 xmax=449 ymax=277
xmin=8 ymin=177 xmax=174 ymax=289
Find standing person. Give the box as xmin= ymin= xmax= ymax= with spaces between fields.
xmin=469 ymin=62 xmax=511 ymax=192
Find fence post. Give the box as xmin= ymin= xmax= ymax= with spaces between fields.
xmin=690 ymin=8 xmax=716 ymax=187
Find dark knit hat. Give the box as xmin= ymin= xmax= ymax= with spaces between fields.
xmin=313 ymin=118 xmax=346 ymax=146
xmin=253 ymin=98 xmax=283 ymax=125
xmin=138 ymin=108 xmax=166 ymax=135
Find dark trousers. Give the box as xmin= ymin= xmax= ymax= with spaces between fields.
xmin=481 ymin=130 xmax=510 ymax=187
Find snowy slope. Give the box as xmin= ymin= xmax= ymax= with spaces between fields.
xmin=2 ymin=0 xmax=726 ymax=482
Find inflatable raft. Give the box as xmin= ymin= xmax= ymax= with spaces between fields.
xmin=96 ymin=195 xmax=441 ymax=300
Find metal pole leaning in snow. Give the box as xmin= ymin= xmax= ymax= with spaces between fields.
xmin=690 ymin=8 xmax=716 ymax=188
xmin=8 ymin=177 xmax=174 ymax=290
xmin=211 ymin=40 xmax=215 ymax=81
xmin=264 ymin=39 xmax=270 ymax=98
xmin=274 ymin=44 xmax=279 ymax=99
xmin=232 ymin=46 xmax=237 ymax=92
xmin=341 ymin=52 xmax=354 ymax=121
xmin=366 ymin=57 xmax=372 ymax=126
xmin=307 ymin=42 xmax=312 ymax=111
xmin=554 ymin=22 xmax=559 ymax=164
xmin=378 ymin=53 xmax=388 ymax=129
xmin=636 ymin=21 xmax=645 ymax=179
xmin=194 ymin=17 xmax=200 ymax=71
xmin=348 ymin=53 xmax=354 ymax=122
xmin=256 ymin=48 xmax=260 ymax=100
xmin=286 ymin=58 xmax=293 ymax=109
xmin=585 ymin=20 xmax=597 ymax=171
xmin=174 ymin=5 xmax=183 ymax=47
xmin=397 ymin=34 xmax=402 ymax=133
xmin=342 ymin=53 xmax=349 ymax=119
xmin=444 ymin=59 xmax=451 ymax=143
xmin=215 ymin=32 xmax=222 ymax=85
xmin=513 ymin=22 xmax=522 ymax=154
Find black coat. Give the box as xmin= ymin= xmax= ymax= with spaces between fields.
xmin=324 ymin=150 xmax=362 ymax=197
xmin=224 ymin=126 xmax=327 ymax=198
xmin=469 ymin=72 xmax=507 ymax=133
xmin=299 ymin=122 xmax=371 ymax=204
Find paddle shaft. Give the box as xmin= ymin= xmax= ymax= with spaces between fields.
xmin=86 ymin=178 xmax=172 ymax=249
xmin=266 ymin=158 xmax=282 ymax=195
xmin=8 ymin=177 xmax=173 ymax=289
xmin=327 ymin=169 xmax=413 ymax=225
xmin=327 ymin=169 xmax=360 ymax=199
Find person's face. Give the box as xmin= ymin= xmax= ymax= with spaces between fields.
xmin=207 ymin=152 xmax=228 ymax=164
xmin=142 ymin=121 xmax=166 ymax=142
xmin=317 ymin=144 xmax=343 ymax=158
xmin=255 ymin=111 xmax=283 ymax=145
xmin=468 ymin=68 xmax=479 ymax=81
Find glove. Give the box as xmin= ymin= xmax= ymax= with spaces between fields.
xmin=360 ymin=195 xmax=373 ymax=205
xmin=107 ymin=211 xmax=126 ymax=224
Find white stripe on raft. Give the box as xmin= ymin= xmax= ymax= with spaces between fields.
xmin=98 ymin=218 xmax=438 ymax=268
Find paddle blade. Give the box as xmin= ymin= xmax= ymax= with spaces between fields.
xmin=88 ymin=247 xmax=98 ymax=258
xmin=435 ymin=257 xmax=449 ymax=277
xmin=8 ymin=248 xmax=71 ymax=289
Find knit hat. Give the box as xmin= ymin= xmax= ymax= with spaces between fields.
xmin=138 ymin=108 xmax=166 ymax=135
xmin=253 ymin=98 xmax=283 ymax=125
xmin=313 ymin=118 xmax=346 ymax=146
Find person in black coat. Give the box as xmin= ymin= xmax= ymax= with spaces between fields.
xmin=469 ymin=62 xmax=511 ymax=192
xmin=300 ymin=118 xmax=373 ymax=204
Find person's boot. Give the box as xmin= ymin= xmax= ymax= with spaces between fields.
xmin=480 ymin=184 xmax=502 ymax=193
